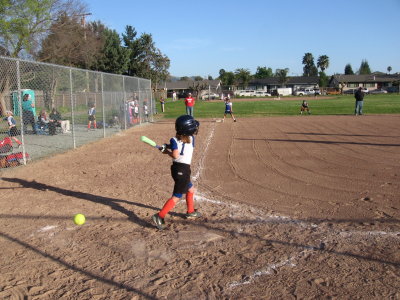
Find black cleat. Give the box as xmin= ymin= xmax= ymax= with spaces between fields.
xmin=152 ymin=213 xmax=165 ymax=230
xmin=185 ymin=210 xmax=202 ymax=219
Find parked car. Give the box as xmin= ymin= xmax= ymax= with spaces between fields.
xmin=370 ymin=89 xmax=388 ymax=94
xmin=313 ymin=88 xmax=321 ymax=95
xmin=254 ymin=91 xmax=271 ymax=97
xmin=238 ymin=90 xmax=256 ymax=97
xmin=385 ymin=86 xmax=399 ymax=93
xmin=201 ymin=92 xmax=219 ymax=100
xmin=178 ymin=92 xmax=191 ymax=99
xmin=326 ymin=88 xmax=341 ymax=95
xmin=294 ymin=88 xmax=315 ymax=96
xmin=361 ymin=88 xmax=369 ymax=94
xmin=343 ymin=89 xmax=356 ymax=94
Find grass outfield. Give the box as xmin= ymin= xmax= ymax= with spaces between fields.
xmin=156 ymin=94 xmax=400 ymax=118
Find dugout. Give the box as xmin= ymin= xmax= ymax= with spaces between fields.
xmin=11 ymin=89 xmax=36 ymax=116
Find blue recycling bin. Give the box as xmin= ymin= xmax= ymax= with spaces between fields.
xmin=12 ymin=89 xmax=35 ymax=116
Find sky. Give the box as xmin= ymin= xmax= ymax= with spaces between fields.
xmin=84 ymin=0 xmax=400 ymax=78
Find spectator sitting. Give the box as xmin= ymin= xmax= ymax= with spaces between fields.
xmin=38 ymin=109 xmax=57 ymax=135
xmin=49 ymin=108 xmax=61 ymax=127
xmin=49 ymin=108 xmax=70 ymax=133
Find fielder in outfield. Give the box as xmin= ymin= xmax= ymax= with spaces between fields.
xmin=152 ymin=115 xmax=201 ymax=230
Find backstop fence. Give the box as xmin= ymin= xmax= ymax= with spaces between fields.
xmin=0 ymin=56 xmax=153 ymax=168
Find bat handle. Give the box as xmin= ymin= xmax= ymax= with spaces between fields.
xmin=158 ymin=144 xmax=170 ymax=152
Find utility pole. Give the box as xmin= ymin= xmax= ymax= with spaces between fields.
xmin=75 ymin=12 xmax=92 ymax=40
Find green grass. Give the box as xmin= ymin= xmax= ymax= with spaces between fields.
xmin=156 ymin=94 xmax=400 ymax=119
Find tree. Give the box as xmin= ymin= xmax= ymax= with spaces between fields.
xmin=189 ymin=80 xmax=208 ymax=97
xmin=302 ymin=52 xmax=318 ymax=76
xmin=94 ymin=28 xmax=129 ymax=74
xmin=387 ymin=66 xmax=392 ymax=74
xmin=122 ymin=26 xmax=170 ymax=86
xmin=179 ymin=76 xmax=190 ymax=81
xmin=254 ymin=66 xmax=273 ymax=78
xmin=317 ymin=55 xmax=329 ymax=72
xmin=344 ymin=64 xmax=354 ymax=75
xmin=319 ymin=71 xmax=329 ymax=87
xmin=122 ymin=25 xmax=138 ymax=76
xmin=358 ymin=59 xmax=371 ymax=75
xmin=38 ymin=15 xmax=103 ymax=69
xmin=275 ymin=68 xmax=289 ymax=87
xmin=0 ymin=0 xmax=87 ymax=58
xmin=193 ymin=76 xmax=203 ymax=81
xmin=222 ymin=72 xmax=235 ymax=86
xmin=234 ymin=68 xmax=252 ymax=88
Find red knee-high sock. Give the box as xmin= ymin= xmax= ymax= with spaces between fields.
xmin=158 ymin=198 xmax=176 ymax=219
xmin=186 ymin=191 xmax=194 ymax=214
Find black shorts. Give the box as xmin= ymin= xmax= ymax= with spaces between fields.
xmin=88 ymin=115 xmax=95 ymax=121
xmin=9 ymin=127 xmax=20 ymax=136
xmin=171 ymin=162 xmax=191 ymax=195
xmin=225 ymin=110 xmax=232 ymax=114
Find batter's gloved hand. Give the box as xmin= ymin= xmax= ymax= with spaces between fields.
xmin=159 ymin=144 xmax=167 ymax=152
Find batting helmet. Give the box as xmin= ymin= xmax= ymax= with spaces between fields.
xmin=175 ymin=115 xmax=199 ymax=135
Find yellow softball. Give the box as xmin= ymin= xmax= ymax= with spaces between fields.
xmin=73 ymin=213 xmax=86 ymax=225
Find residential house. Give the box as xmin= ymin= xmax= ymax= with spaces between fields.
xmin=244 ymin=76 xmax=320 ymax=93
xmin=329 ymin=74 xmax=400 ymax=92
xmin=158 ymin=79 xmax=221 ymax=98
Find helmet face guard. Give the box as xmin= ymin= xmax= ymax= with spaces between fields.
xmin=175 ymin=115 xmax=200 ymax=135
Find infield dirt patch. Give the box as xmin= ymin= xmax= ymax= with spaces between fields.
xmin=0 ymin=115 xmax=399 ymax=299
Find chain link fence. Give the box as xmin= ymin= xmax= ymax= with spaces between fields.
xmin=0 ymin=56 xmax=153 ymax=168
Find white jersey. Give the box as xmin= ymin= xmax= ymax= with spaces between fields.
xmin=170 ymin=136 xmax=194 ymax=165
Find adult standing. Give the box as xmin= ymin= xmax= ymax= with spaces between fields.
xmin=184 ymin=93 xmax=195 ymax=117
xmin=22 ymin=93 xmax=37 ymax=134
xmin=354 ymin=87 xmax=365 ymax=116
xmin=172 ymin=91 xmax=177 ymax=102
xmin=160 ymin=97 xmax=165 ymax=113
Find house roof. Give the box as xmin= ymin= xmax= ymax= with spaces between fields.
xmin=159 ymin=80 xmax=221 ymax=90
xmin=331 ymin=74 xmax=400 ymax=83
xmin=249 ymin=76 xmax=319 ymax=85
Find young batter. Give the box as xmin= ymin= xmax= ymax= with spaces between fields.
xmin=223 ymin=97 xmax=237 ymax=122
xmin=152 ymin=115 xmax=201 ymax=230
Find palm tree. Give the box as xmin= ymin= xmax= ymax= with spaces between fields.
xmin=275 ymin=68 xmax=289 ymax=87
xmin=302 ymin=52 xmax=316 ymax=76
xmin=387 ymin=66 xmax=392 ymax=74
xmin=234 ymin=68 xmax=252 ymax=88
xmin=317 ymin=55 xmax=330 ymax=72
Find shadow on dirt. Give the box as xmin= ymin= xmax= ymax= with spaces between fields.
xmin=285 ymin=132 xmax=400 ymax=138
xmin=1 ymin=177 xmax=156 ymax=228
xmin=236 ymin=137 xmax=400 ymax=147
xmin=194 ymin=220 xmax=400 ymax=267
xmin=0 ymin=230 xmax=157 ymax=300
xmin=2 ymin=178 xmax=399 ymax=268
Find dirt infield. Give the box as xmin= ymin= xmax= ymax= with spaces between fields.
xmin=0 ymin=115 xmax=399 ymax=299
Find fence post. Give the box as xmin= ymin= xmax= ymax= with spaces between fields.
xmin=69 ymin=68 xmax=76 ymax=149
xmin=16 ymin=60 xmax=27 ymax=165
xmin=150 ymin=80 xmax=154 ymax=122
xmin=101 ymin=73 xmax=106 ymax=138
xmin=122 ymin=76 xmax=126 ymax=130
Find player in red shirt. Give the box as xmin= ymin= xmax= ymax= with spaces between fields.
xmin=184 ymin=93 xmax=195 ymax=117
